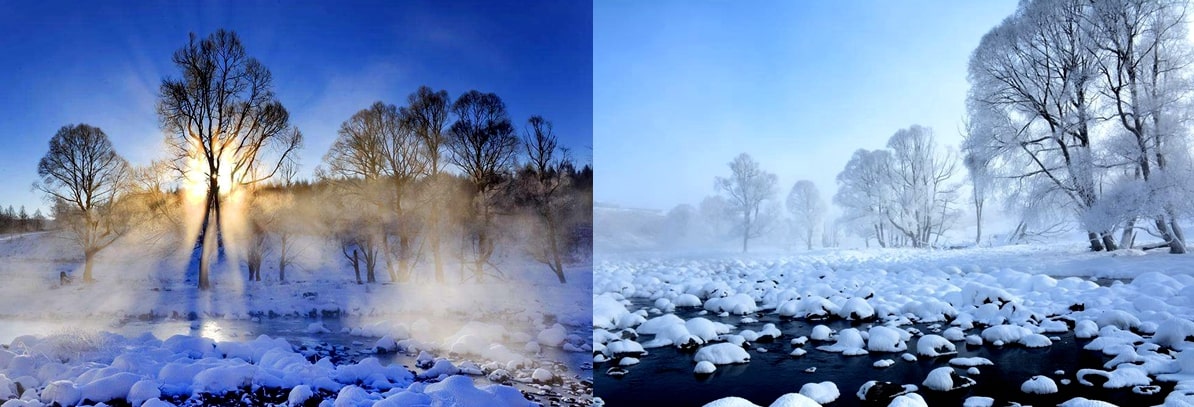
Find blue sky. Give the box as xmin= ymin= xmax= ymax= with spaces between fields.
xmin=595 ymin=1 xmax=1017 ymax=211
xmin=0 ymin=0 xmax=592 ymax=215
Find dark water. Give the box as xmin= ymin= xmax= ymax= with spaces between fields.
xmin=595 ymin=303 xmax=1174 ymax=407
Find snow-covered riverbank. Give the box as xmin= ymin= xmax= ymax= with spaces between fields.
xmin=0 ymin=232 xmax=594 ymax=406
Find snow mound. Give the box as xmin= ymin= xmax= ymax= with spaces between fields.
xmin=1021 ymin=375 xmax=1058 ymax=394
xmin=768 ymin=392 xmax=821 ymax=407
xmin=948 ymin=357 xmax=992 ymax=367
xmin=867 ymin=326 xmax=908 ymax=353
xmin=810 ymin=325 xmax=833 ymax=341
xmin=694 ymin=343 xmax=750 ymax=365
xmin=922 ymin=367 xmax=973 ymax=391
xmin=916 ymin=335 xmax=955 ymax=357
xmin=816 ymin=328 xmax=867 ymax=356
xmin=537 ymin=324 xmax=568 ymax=347
xmin=798 ymin=381 xmax=839 ymax=404
xmin=703 ymin=396 xmax=762 ymax=407
xmin=963 ymin=396 xmax=994 ymax=407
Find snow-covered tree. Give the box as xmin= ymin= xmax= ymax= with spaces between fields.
xmin=660 ymin=204 xmax=699 ymax=248
xmin=967 ymin=0 xmax=1115 ymax=251
xmin=786 ymin=180 xmax=826 ymax=250
xmin=698 ymin=195 xmax=731 ymax=242
xmin=835 ymin=149 xmax=896 ymax=247
xmin=885 ymin=125 xmax=959 ymax=248
xmin=715 ymin=153 xmax=778 ymax=252
xmin=1086 ymin=0 xmax=1194 ymax=253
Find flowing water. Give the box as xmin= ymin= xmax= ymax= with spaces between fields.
xmin=594 ymin=300 xmax=1174 ymax=406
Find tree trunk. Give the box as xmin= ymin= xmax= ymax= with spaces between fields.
xmin=432 ymin=208 xmax=444 ymax=283
xmin=1170 ymin=216 xmax=1186 ymax=254
xmin=382 ymin=234 xmax=398 ymax=282
xmin=398 ymin=234 xmax=412 ymax=282
xmin=547 ymin=217 xmax=566 ymax=284
xmin=1120 ymin=219 xmax=1136 ymax=249
xmin=83 ymin=250 xmax=95 ymax=283
xmin=1157 ymin=215 xmax=1187 ymax=254
xmin=278 ymin=234 xmax=289 ymax=282
xmin=1088 ymin=231 xmax=1105 ymax=251
xmin=365 ymin=245 xmax=377 ymax=283
xmin=197 ymin=182 xmax=217 ymax=291
xmin=741 ymin=220 xmax=749 ymax=253
xmin=974 ymin=204 xmax=983 ymax=246
xmin=1101 ymin=232 xmax=1117 ymax=251
xmin=474 ymin=226 xmax=488 ymax=282
xmin=352 ymin=249 xmax=362 ymax=284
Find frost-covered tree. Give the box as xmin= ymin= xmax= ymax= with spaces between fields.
xmin=962 ymin=115 xmax=997 ymax=246
xmin=835 ymin=149 xmax=896 ymax=247
xmin=715 ymin=153 xmax=778 ymax=252
xmin=698 ymin=195 xmax=731 ymax=242
xmin=834 ymin=127 xmax=959 ymax=248
xmin=967 ymin=0 xmax=1115 ymax=251
xmin=1086 ymin=0 xmax=1194 ymax=253
xmin=158 ymin=29 xmax=303 ymax=289
xmin=786 ymin=180 xmax=826 ymax=250
xmin=885 ymin=126 xmax=959 ymax=248
xmin=35 ymin=124 xmax=132 ymax=283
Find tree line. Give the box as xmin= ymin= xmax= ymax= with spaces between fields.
xmin=33 ymin=29 xmax=591 ymax=287
xmin=0 ymin=205 xmax=47 ymax=235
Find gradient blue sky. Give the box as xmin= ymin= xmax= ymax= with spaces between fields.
xmin=0 ymin=0 xmax=592 ymax=215
xmin=595 ymin=1 xmax=1017 ymax=211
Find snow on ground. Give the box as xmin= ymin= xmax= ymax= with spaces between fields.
xmin=593 ymin=243 xmax=1194 ymax=406
xmin=0 ymin=232 xmax=594 ymax=406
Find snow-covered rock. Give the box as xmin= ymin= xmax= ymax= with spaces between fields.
xmin=1021 ymin=375 xmax=1058 ymax=394
xmin=694 ymin=343 xmax=750 ymax=365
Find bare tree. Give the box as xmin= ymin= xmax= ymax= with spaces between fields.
xmin=521 ymin=116 xmax=570 ymax=283
xmin=786 ymin=180 xmax=826 ymax=250
xmin=35 ymin=124 xmax=132 ymax=283
xmin=323 ymin=102 xmax=399 ymax=284
xmin=448 ymin=90 xmax=519 ymax=282
xmin=274 ymin=159 xmax=300 ymax=282
xmin=157 ymin=29 xmax=302 ymax=290
xmin=715 ymin=153 xmax=778 ymax=253
xmin=400 ymin=86 xmax=452 ymax=283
